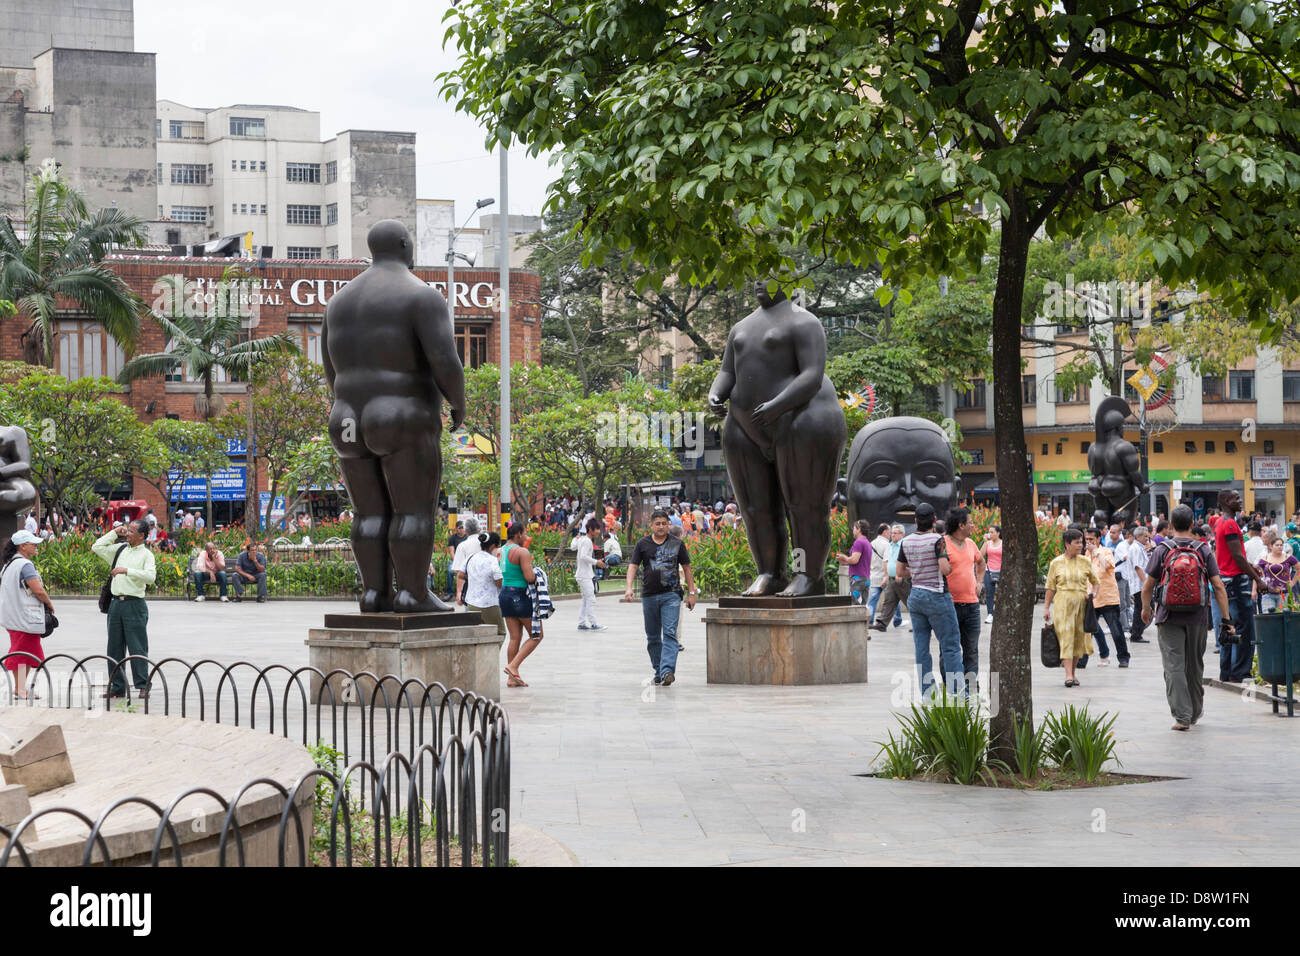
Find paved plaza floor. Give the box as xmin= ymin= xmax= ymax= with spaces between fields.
xmin=23 ymin=593 xmax=1300 ymax=866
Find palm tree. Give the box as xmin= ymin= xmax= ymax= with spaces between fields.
xmin=119 ymin=279 xmax=300 ymax=525
xmin=0 ymin=159 xmax=148 ymax=366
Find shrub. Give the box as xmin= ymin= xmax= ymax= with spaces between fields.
xmin=1041 ymin=705 xmax=1121 ymax=781
xmin=1011 ymin=710 xmax=1046 ymax=777
xmin=879 ymin=689 xmax=1008 ymax=786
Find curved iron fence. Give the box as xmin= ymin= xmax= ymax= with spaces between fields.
xmin=0 ymin=653 xmax=510 ymax=867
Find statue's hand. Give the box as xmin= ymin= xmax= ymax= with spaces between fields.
xmin=751 ymin=400 xmax=779 ymax=428
xmin=707 ymin=394 xmax=727 ymax=415
xmin=450 ymin=407 xmax=465 ymax=431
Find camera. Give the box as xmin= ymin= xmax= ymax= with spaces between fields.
xmin=1219 ymin=622 xmax=1241 ymax=646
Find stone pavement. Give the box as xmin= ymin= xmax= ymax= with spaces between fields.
xmin=18 ymin=594 xmax=1300 ymax=866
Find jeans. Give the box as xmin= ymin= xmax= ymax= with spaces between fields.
xmin=445 ymin=568 xmax=456 ymax=597
xmin=1088 ymin=604 xmax=1129 ymax=663
xmin=906 ymin=587 xmax=964 ymax=697
xmin=951 ymin=601 xmax=981 ymax=693
xmin=194 ymin=570 xmax=227 ymax=598
xmin=1261 ymin=591 xmax=1284 ymax=614
xmin=642 ymin=591 xmax=682 ymax=681
xmin=1210 ymin=592 xmax=1223 ymax=648
xmin=1220 ymin=574 xmax=1256 ymax=682
xmin=849 ymin=575 xmax=867 ymax=606
xmin=984 ymin=570 xmax=999 ymax=617
xmin=866 ymin=584 xmax=883 ymax=621
xmin=232 ymin=571 xmax=267 ymax=600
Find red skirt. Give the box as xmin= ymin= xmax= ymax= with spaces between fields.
xmin=5 ymin=629 xmax=43 ymax=671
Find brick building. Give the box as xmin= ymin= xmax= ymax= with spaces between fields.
xmin=2 ymin=254 xmax=541 ymax=524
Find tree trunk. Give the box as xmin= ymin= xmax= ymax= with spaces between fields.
xmin=987 ymin=190 xmax=1037 ymax=764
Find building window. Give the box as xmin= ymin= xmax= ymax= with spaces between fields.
xmin=1185 ymin=441 xmax=1197 ymax=454
xmin=326 ymin=203 xmax=338 ymax=225
xmin=170 ymin=205 xmax=207 ymax=223
xmin=168 ymin=119 xmax=204 ymax=140
xmin=240 ymin=160 xmax=247 ymax=171
xmin=292 ymin=323 xmax=323 ymax=364
xmin=156 ymin=162 xmax=162 ymax=182
xmin=1053 ymin=381 xmax=1089 ymax=404
xmin=1041 ymin=443 xmax=1048 ymax=455
xmin=955 ymin=379 xmax=986 ymax=409
xmin=156 ymin=118 xmax=162 ymax=138
xmin=455 ymin=324 xmax=489 ymax=369
xmin=1229 ymin=370 xmax=1255 ymax=400
xmin=286 ymin=246 xmax=322 ymax=259
xmin=326 ymin=245 xmax=338 ymax=259
xmin=659 ymin=354 xmax=673 ymax=387
xmin=1054 ymin=442 xmax=1063 ymax=455
xmin=170 ymin=163 xmax=207 ymax=185
xmin=325 ymin=160 xmax=338 ymax=183
xmin=1205 ymin=441 xmax=1215 ymax=453
xmin=1265 ymin=440 xmax=1275 ymax=454
xmin=286 ymin=205 xmax=322 ymax=225
xmin=1284 ymin=371 xmax=1300 ymax=401
xmin=229 ymin=116 xmax=266 ymax=137
xmin=165 ymin=228 xmax=180 ymax=245
xmin=259 ymin=204 xmax=267 ymax=215
xmin=259 ymin=160 xmax=266 ymax=172
xmin=1226 ymin=440 xmax=1237 ymax=453
xmin=286 ymin=162 xmax=322 ymax=183
xmin=1021 ymin=375 xmax=1036 ymax=405
xmin=157 ymin=204 xmax=163 ymax=218
xmin=231 ymin=160 xmax=237 ymax=170
xmin=1153 ymin=441 xmax=1164 ymax=453
xmin=1081 ymin=441 xmax=1090 ymax=453
xmin=207 ymin=163 xmax=213 ymax=180
xmin=231 ymin=203 xmax=237 ymax=215
xmin=208 ymin=205 xmax=214 ymax=220
xmin=1202 ymin=375 xmax=1225 ymax=402
xmin=240 ymin=204 xmax=247 ymax=215
xmin=56 ymin=319 xmax=125 ymax=381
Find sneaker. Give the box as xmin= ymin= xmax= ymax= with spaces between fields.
xmin=986 ymin=614 xmax=993 ymax=623
xmin=194 ymin=596 xmax=205 ymax=602
xmin=1118 ymin=661 xmax=1130 ymax=668
xmin=678 ymin=643 xmax=686 ymax=652
xmin=256 ymin=597 xmax=266 ymax=603
xmin=871 ymin=622 xmax=887 ymax=632
xmin=219 ymin=596 xmax=229 ymax=603
xmin=232 ymin=596 xmax=242 ymax=603
xmin=1099 ymin=658 xmax=1110 ymax=666
xmin=589 ymin=624 xmax=607 ymax=631
xmin=903 ymin=620 xmax=911 ymax=630
xmin=661 ymin=671 xmax=675 ymax=686
xmin=577 ymin=624 xmax=590 ymax=630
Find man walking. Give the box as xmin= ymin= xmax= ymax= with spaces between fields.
xmin=1085 ymin=528 xmax=1130 ymax=667
xmin=1142 ymin=504 xmax=1235 ymax=730
xmin=896 ymin=503 xmax=963 ymax=698
xmin=1129 ymin=526 xmax=1153 ymax=643
xmin=943 ymin=507 xmax=984 ymax=691
xmin=451 ymin=517 xmax=481 ymax=605
xmin=92 ymin=518 xmax=156 ymax=699
xmin=576 ymin=518 xmax=608 ymax=631
xmin=867 ymin=523 xmax=890 ymax=622
xmin=625 ymin=509 xmax=696 ymax=686
xmin=872 ymin=524 xmax=908 ymax=631
xmin=1214 ymin=489 xmax=1265 ymax=683
xmin=1114 ymin=525 xmax=1134 ymax=631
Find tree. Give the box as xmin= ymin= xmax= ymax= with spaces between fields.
xmin=142 ymin=418 xmax=231 ymax=529
xmin=120 ymin=268 xmax=299 ymax=526
xmin=443 ymin=1 xmax=1300 ymax=757
xmin=0 ymin=363 xmax=164 ymax=518
xmin=0 ymin=161 xmax=148 ymax=366
xmin=217 ymin=351 xmax=329 ymax=530
xmin=279 ymin=435 xmax=349 ymax=529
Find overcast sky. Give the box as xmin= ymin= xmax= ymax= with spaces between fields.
xmin=135 ymin=0 xmax=557 ymax=229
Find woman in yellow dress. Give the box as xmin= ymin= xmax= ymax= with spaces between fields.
xmin=1043 ymin=528 xmax=1098 ymax=687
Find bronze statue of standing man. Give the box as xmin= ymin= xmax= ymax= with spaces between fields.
xmin=323 ymin=220 xmax=466 ymax=614
xmin=708 ymin=281 xmax=846 ymax=596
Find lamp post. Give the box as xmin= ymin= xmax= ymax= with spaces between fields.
xmin=499 ymin=144 xmax=511 ymax=538
xmin=446 ymin=197 xmax=495 ymax=326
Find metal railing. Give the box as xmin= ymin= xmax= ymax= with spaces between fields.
xmin=0 ymin=653 xmax=510 ymax=867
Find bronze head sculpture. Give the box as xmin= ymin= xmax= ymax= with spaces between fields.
xmin=842 ymin=416 xmax=960 ymax=533
xmin=707 ymin=280 xmax=846 ymax=597
xmin=323 ymin=220 xmax=466 ymax=614
xmin=0 ymin=425 xmax=38 ymax=554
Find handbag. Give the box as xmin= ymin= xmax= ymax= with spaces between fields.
xmin=42 ymin=606 xmax=58 ymax=637
xmin=98 ymin=544 xmax=128 ymax=614
xmin=1040 ymin=623 xmax=1061 ymax=668
xmin=1083 ymin=596 xmax=1098 ymax=633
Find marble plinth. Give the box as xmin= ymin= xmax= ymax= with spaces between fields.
xmin=704 ymin=603 xmax=870 ymax=685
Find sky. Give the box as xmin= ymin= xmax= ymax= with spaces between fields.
xmin=134 ymin=0 xmax=558 ymax=230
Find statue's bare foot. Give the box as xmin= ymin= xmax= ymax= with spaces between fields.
xmin=360 ymin=589 xmax=394 ymax=613
xmin=776 ymin=574 xmax=824 ymax=598
xmin=741 ymin=573 xmax=788 ymax=597
xmin=394 ymin=589 xmax=453 ymax=613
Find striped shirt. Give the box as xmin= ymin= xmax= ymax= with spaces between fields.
xmin=898 ymin=531 xmax=947 ymax=593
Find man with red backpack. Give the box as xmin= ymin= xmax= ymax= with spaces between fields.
xmin=1141 ymin=504 xmax=1235 ymax=731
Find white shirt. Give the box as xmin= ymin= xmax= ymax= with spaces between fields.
xmin=604 ymin=536 xmax=622 ymax=558
xmin=576 ymin=535 xmax=598 ymax=581
xmin=1115 ymin=539 xmax=1139 ymax=590
xmin=451 ymin=535 xmax=482 ymax=573
xmin=463 ymin=549 xmax=503 ymax=608
xmin=869 ymin=534 xmax=890 ymax=587
xmin=1245 ymin=535 xmax=1268 ymax=567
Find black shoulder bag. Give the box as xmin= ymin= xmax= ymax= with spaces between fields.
xmin=98 ymin=544 xmax=128 ymax=614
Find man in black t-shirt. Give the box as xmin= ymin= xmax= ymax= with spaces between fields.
xmin=625 ymin=509 xmax=697 ymax=686
xmin=445 ymin=521 xmax=466 ymax=598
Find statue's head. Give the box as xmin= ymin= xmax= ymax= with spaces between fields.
xmin=1095 ymin=395 xmax=1132 ymax=441
xmin=844 ymin=416 xmax=960 ymax=531
xmin=753 ymin=279 xmax=788 ymax=309
xmin=368 ymin=219 xmax=414 ymax=268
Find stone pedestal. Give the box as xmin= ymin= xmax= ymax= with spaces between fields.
xmin=306 ymin=614 xmax=505 ymax=702
xmin=704 ymin=598 xmax=870 ymax=685
xmin=0 ymin=724 xmax=75 ymax=796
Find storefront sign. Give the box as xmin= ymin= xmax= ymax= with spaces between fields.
xmin=1148 ymin=468 xmax=1235 ymax=482
xmin=1033 ymin=470 xmax=1091 ymax=483
xmin=1253 ymin=480 xmax=1289 ymax=489
xmin=1251 ymin=456 xmax=1290 ymax=481
xmin=168 ymin=465 xmax=247 ymax=502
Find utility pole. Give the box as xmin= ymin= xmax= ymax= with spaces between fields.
xmin=499 ymin=144 xmax=512 ymax=538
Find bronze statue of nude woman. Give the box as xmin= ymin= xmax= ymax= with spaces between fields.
xmin=708 ymin=281 xmax=846 ymax=597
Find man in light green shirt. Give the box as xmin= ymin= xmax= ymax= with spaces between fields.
xmin=93 ymin=518 xmax=156 ymax=698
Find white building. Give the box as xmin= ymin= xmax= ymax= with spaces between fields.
xmin=155 ymin=101 xmax=416 ymax=259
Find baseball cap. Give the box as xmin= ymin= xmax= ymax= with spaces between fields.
xmin=11 ymin=530 xmax=41 ymax=546
xmin=915 ymin=503 xmax=937 ymax=520
xmin=1288 ymin=523 xmax=1298 ymax=533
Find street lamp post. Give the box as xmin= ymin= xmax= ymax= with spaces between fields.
xmin=446 ymin=197 xmax=495 ymax=326
xmin=499 ymin=145 xmax=511 ymax=538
